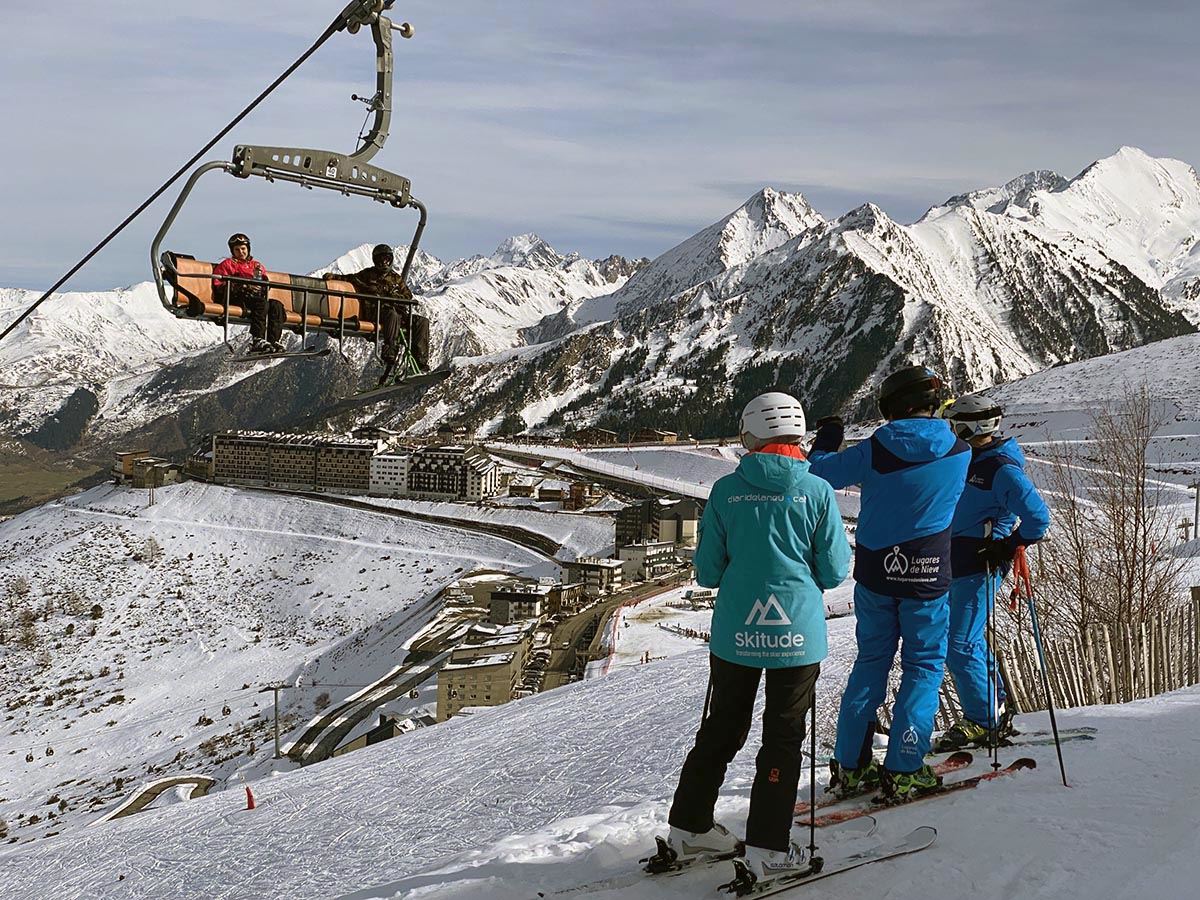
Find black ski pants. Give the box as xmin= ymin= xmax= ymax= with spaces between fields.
xmin=669 ymin=654 xmax=819 ymax=852
xmin=366 ymin=301 xmax=431 ymax=370
xmin=232 ymin=283 xmax=284 ymax=343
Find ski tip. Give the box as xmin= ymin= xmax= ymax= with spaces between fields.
xmin=902 ymin=825 xmax=938 ymax=849
xmin=1013 ymin=757 xmax=1038 ymax=770
xmin=948 ymin=750 xmax=973 ymax=765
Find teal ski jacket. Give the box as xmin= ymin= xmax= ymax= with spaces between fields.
xmin=696 ymin=446 xmax=851 ymax=668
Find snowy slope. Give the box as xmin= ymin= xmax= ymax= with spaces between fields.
xmin=3 ymin=613 xmax=1199 ymax=900
xmin=0 ymin=481 xmax=553 ymax=843
xmin=0 ymin=283 xmax=225 ymax=439
xmin=929 ymin=147 xmax=1200 ymax=322
xmin=984 ymin=331 xmax=1200 ymax=486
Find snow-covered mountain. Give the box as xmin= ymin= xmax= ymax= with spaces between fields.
xmin=392 ymin=150 xmax=1195 ymax=436
xmin=3 ymin=146 xmax=1199 ymax=488
xmin=529 ymin=187 xmax=823 ymax=342
xmin=0 ymin=238 xmax=643 ymax=504
xmin=930 ymin=147 xmax=1200 ymax=322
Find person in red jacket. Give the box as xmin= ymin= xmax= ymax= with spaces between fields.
xmin=212 ymin=233 xmax=285 ymax=353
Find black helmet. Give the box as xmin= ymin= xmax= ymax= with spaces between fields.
xmin=943 ymin=394 xmax=1003 ymax=440
xmin=228 ymin=233 xmax=251 ymax=254
xmin=878 ymin=365 xmax=945 ymax=419
xmin=372 ymin=243 xmax=395 ymax=265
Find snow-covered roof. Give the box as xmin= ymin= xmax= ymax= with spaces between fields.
xmin=443 ymin=652 xmax=516 ymax=671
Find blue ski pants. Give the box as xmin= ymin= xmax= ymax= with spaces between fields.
xmin=946 ymin=571 xmax=1006 ymax=728
xmin=834 ymin=585 xmax=949 ymax=773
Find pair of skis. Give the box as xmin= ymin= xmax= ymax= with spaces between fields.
xmin=539 ymin=820 xmax=934 ymax=899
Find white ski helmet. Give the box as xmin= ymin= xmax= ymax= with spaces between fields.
xmin=740 ymin=392 xmax=807 ymax=445
xmin=943 ymin=394 xmax=1003 ymax=440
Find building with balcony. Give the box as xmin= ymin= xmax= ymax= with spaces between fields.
xmin=489 ymin=582 xmax=552 ymax=625
xmin=618 ymin=540 xmax=677 ymax=581
xmin=407 ymin=445 xmax=500 ymax=501
xmin=564 ymin=557 xmax=625 ymax=597
xmin=369 ymin=452 xmax=411 ymax=497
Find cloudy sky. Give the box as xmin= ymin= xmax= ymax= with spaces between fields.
xmin=1 ymin=0 xmax=1196 ymax=290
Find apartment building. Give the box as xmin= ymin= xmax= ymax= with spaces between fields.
xmin=618 ymin=540 xmax=677 ymax=581
xmin=564 ymin=557 xmax=624 ymax=598
xmin=407 ymin=445 xmax=500 ymax=501
xmin=489 ymin=582 xmax=552 ymax=625
xmin=369 ymin=452 xmax=411 ymax=497
xmin=211 ymin=431 xmax=379 ymax=492
xmin=436 ymin=621 xmax=536 ymax=721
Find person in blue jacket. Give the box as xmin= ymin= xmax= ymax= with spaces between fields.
xmin=933 ymin=395 xmax=1051 ymax=751
xmin=807 ymin=365 xmax=970 ymax=801
xmin=661 ymin=392 xmax=851 ymax=888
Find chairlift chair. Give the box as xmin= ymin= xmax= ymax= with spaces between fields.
xmin=150 ymin=1 xmax=426 ymax=365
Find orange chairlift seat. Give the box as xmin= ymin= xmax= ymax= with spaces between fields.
xmin=162 ymin=252 xmax=388 ymax=335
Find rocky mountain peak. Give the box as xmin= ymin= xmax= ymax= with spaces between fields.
xmin=490 ymin=233 xmax=562 ymax=270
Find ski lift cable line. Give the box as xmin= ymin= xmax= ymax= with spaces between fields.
xmin=0 ymin=1 xmax=373 ymax=348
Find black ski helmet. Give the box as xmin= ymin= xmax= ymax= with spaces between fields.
xmin=878 ymin=365 xmax=945 ymax=419
xmin=228 ymin=232 xmax=251 ymax=254
xmin=372 ymin=243 xmax=395 ymax=265
xmin=943 ymin=394 xmax=1003 ymax=440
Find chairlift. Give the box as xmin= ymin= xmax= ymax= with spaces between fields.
xmin=150 ymin=1 xmax=426 ymax=365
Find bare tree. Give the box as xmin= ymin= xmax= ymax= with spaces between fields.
xmin=1029 ymin=384 xmax=1187 ymax=635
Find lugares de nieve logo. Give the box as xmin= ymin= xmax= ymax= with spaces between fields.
xmin=735 ymin=594 xmax=804 ymax=651
xmin=884 ymin=545 xmax=910 ymax=575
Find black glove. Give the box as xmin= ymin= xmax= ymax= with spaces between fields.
xmin=811 ymin=416 xmax=845 ymax=453
xmin=976 ymin=535 xmax=1021 ymax=568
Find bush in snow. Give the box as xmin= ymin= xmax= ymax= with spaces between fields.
xmin=1030 ymin=385 xmax=1187 ymax=634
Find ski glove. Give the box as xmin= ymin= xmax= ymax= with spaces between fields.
xmin=811 ymin=416 xmax=845 ymax=454
xmin=976 ymin=534 xmax=1022 ymax=568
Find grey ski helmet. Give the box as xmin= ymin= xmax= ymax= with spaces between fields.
xmin=878 ymin=365 xmax=945 ymax=419
xmin=943 ymin=395 xmax=1003 ymax=440
xmin=740 ymin=392 xmax=807 ymax=446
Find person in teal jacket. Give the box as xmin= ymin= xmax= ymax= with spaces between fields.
xmin=660 ymin=392 xmax=851 ymax=889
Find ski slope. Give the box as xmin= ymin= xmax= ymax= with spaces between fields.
xmin=3 ymin=614 xmax=1199 ymax=900
xmin=0 ymin=482 xmax=553 ymax=843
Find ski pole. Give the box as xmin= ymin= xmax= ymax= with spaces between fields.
xmin=1014 ymin=547 xmax=1069 ymax=787
xmin=985 ymin=561 xmax=1000 ymax=771
xmin=808 ymin=690 xmax=820 ymax=867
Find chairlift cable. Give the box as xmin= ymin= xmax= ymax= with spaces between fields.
xmin=0 ymin=10 xmax=355 ymax=348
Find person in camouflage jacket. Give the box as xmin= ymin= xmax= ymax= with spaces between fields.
xmin=328 ymin=243 xmax=430 ymax=383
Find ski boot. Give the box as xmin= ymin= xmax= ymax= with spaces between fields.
xmin=248 ymin=338 xmax=274 ymax=355
xmin=645 ymin=822 xmax=740 ymax=873
xmin=826 ymin=758 xmax=880 ymax=800
xmin=932 ymin=718 xmax=989 ymax=753
xmin=878 ymin=764 xmax=942 ymax=803
xmin=723 ymin=843 xmax=815 ymax=896
xmin=933 ymin=707 xmax=1018 ymax=753
xmin=376 ymin=359 xmax=400 ymax=388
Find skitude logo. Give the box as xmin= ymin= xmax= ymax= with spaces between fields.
xmin=744 ymin=594 xmax=792 ymax=627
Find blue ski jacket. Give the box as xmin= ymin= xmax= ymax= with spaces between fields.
xmin=696 ymin=447 xmax=851 ymax=669
xmin=809 ymin=417 xmax=970 ymax=600
xmin=950 ymin=437 xmax=1051 ymax=577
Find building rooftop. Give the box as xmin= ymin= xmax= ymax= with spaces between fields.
xmin=491 ymin=582 xmax=552 ymax=597
xmin=568 ymin=557 xmax=625 ymax=570
xmin=217 ymin=430 xmax=379 ymax=451
xmin=444 ymin=651 xmax=516 ymax=671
